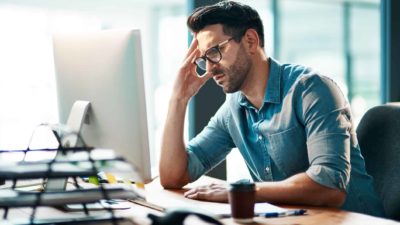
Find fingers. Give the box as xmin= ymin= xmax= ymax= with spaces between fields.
xmin=183 ymin=184 xmax=228 ymax=202
xmin=183 ymin=185 xmax=209 ymax=197
xmin=184 ymin=190 xmax=209 ymax=200
xmin=196 ymin=71 xmax=214 ymax=80
xmin=182 ymin=46 xmax=199 ymax=66
xmin=210 ymin=183 xmax=222 ymax=188
xmin=185 ymin=37 xmax=199 ymax=59
xmin=184 ymin=186 xmax=212 ymax=200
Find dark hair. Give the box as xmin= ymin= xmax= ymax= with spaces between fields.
xmin=187 ymin=1 xmax=265 ymax=48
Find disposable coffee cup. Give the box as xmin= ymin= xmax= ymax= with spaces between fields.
xmin=228 ymin=179 xmax=255 ymax=223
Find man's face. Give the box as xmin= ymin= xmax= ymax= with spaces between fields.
xmin=196 ymin=24 xmax=251 ymax=93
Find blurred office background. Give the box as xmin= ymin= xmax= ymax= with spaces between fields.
xmin=0 ymin=0 xmax=398 ymax=181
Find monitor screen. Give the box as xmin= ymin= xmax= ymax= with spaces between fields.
xmin=52 ymin=29 xmax=152 ymax=183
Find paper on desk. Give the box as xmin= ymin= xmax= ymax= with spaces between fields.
xmin=145 ymin=193 xmax=287 ymax=217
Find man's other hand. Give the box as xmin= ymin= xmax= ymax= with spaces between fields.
xmin=183 ymin=183 xmax=228 ymax=203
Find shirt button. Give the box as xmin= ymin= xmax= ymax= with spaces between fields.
xmin=265 ymin=167 xmax=271 ymax=174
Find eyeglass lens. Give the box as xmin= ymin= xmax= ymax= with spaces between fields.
xmin=195 ymin=58 xmax=207 ymax=71
xmin=195 ymin=47 xmax=222 ymax=77
xmin=206 ymin=48 xmax=221 ymax=61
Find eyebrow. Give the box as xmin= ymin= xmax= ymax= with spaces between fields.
xmin=198 ymin=43 xmax=217 ymax=54
xmin=200 ymin=38 xmax=232 ymax=54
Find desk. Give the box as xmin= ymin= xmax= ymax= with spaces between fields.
xmin=2 ymin=176 xmax=399 ymax=225
xmin=143 ymin=176 xmax=400 ymax=225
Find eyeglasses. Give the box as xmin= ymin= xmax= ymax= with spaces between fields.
xmin=194 ymin=37 xmax=234 ymax=77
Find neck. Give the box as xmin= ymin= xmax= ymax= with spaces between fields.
xmin=240 ymin=52 xmax=269 ymax=109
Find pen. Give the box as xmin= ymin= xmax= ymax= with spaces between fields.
xmin=262 ymin=209 xmax=307 ymax=218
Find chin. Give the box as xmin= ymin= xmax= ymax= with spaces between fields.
xmin=216 ymin=80 xmax=239 ymax=93
xmin=222 ymin=86 xmax=239 ymax=94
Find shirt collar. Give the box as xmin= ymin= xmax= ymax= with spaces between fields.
xmin=265 ymin=57 xmax=282 ymax=104
xmin=238 ymin=57 xmax=282 ymax=107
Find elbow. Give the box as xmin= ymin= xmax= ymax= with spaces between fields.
xmin=160 ymin=177 xmax=184 ymax=189
xmin=324 ymin=189 xmax=347 ymax=208
xmin=159 ymin=170 xmax=190 ymax=189
xmin=325 ymin=172 xmax=349 ymax=208
xmin=159 ymin=155 xmax=192 ymax=189
xmin=307 ymin=164 xmax=349 ymax=208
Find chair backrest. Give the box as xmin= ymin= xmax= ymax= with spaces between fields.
xmin=356 ymin=103 xmax=400 ymax=220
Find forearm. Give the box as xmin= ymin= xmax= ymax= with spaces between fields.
xmin=159 ymin=96 xmax=191 ymax=188
xmin=159 ymin=36 xmax=212 ymax=188
xmin=256 ymin=173 xmax=346 ymax=207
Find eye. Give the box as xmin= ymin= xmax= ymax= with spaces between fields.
xmin=206 ymin=47 xmax=220 ymax=58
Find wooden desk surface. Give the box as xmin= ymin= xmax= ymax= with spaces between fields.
xmin=143 ymin=176 xmax=400 ymax=225
xmin=1 ymin=176 xmax=398 ymax=225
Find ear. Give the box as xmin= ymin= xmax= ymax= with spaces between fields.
xmin=242 ymin=29 xmax=259 ymax=55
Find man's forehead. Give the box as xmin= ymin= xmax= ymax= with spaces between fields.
xmin=196 ymin=24 xmax=228 ymax=51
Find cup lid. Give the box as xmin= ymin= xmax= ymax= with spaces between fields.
xmin=229 ymin=179 xmax=255 ymax=191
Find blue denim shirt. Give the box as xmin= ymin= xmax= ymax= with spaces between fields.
xmin=186 ymin=58 xmax=384 ymax=216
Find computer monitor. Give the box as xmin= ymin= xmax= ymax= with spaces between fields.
xmin=52 ymin=29 xmax=152 ymax=183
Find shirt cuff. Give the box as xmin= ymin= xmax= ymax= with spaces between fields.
xmin=187 ymin=149 xmax=206 ymax=181
xmin=306 ymin=165 xmax=349 ymax=192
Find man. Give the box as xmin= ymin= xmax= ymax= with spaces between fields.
xmin=159 ymin=0 xmax=384 ymax=216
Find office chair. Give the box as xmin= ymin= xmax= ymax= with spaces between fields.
xmin=356 ymin=103 xmax=400 ymax=220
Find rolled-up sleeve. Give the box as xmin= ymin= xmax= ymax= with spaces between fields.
xmin=186 ymin=102 xmax=235 ymax=181
xmin=297 ymin=75 xmax=352 ymax=192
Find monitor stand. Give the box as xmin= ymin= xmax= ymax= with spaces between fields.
xmin=45 ymin=100 xmax=91 ymax=192
xmin=45 ymin=101 xmax=129 ymax=210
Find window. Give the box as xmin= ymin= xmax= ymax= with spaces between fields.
xmin=279 ymin=0 xmax=381 ymax=124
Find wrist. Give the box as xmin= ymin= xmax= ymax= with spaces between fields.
xmin=170 ymin=93 xmax=190 ymax=106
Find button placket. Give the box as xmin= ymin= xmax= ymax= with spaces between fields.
xmin=265 ymin=166 xmax=271 ymax=174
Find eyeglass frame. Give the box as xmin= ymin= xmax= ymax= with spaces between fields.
xmin=193 ymin=37 xmax=235 ymax=72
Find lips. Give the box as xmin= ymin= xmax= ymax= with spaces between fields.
xmin=213 ymin=73 xmax=225 ymax=83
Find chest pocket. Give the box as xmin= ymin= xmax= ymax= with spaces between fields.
xmin=266 ymin=126 xmax=309 ymax=177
